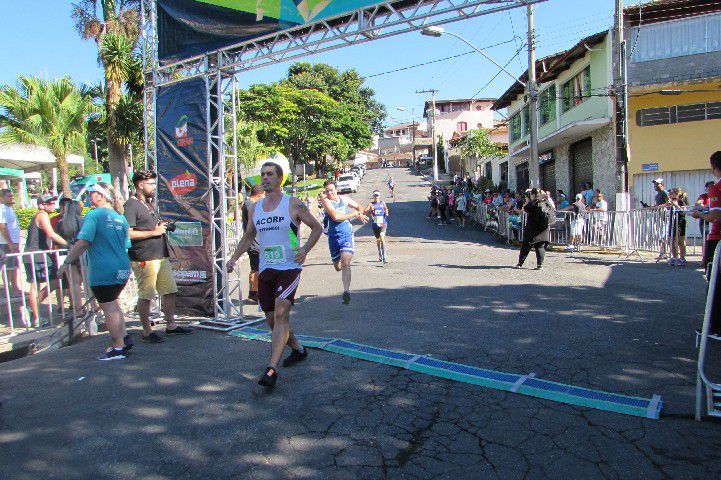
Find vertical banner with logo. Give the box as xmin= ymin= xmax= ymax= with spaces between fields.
xmin=156 ymin=77 xmax=214 ymax=316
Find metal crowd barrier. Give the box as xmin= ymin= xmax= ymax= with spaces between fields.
xmin=1 ymin=248 xmax=140 ymax=345
xmin=468 ymin=203 xmax=700 ymax=257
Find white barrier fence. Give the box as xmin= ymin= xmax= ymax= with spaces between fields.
xmin=1 ymin=249 xmax=138 ymax=343
xmin=469 ymin=203 xmax=703 ymax=256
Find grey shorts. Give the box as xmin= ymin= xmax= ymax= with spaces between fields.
xmin=0 ymin=244 xmax=19 ymax=270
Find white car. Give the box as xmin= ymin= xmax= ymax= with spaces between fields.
xmin=337 ymin=174 xmax=359 ymax=193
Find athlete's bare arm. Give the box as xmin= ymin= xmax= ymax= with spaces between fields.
xmin=228 ymin=202 xmax=257 ymax=272
xmin=343 ymin=196 xmax=369 ymax=224
xmin=290 ymin=197 xmax=322 ymax=265
xmin=321 ymin=195 xmax=364 ymax=222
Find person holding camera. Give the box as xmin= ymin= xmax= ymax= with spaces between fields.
xmin=124 ymin=170 xmax=191 ymax=344
xmin=515 ymin=188 xmax=554 ymax=270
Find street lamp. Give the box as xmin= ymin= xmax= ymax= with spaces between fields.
xmin=421 ymin=27 xmax=525 ymax=88
xmin=421 ymin=24 xmax=540 ymax=186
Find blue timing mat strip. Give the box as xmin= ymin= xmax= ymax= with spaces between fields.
xmin=230 ymin=327 xmax=662 ymax=419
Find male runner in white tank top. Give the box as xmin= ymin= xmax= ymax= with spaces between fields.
xmin=229 ymin=162 xmax=323 ymax=388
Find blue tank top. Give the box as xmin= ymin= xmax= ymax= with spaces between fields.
xmin=371 ymin=201 xmax=387 ymax=226
xmin=326 ymin=197 xmax=353 ymax=236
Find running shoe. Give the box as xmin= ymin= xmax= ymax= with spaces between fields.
xmin=282 ymin=348 xmax=308 ymax=367
xmin=668 ymin=258 xmax=677 ymax=266
xmin=696 ymin=328 xmax=721 ymax=341
xmin=98 ymin=347 xmax=128 ymax=361
xmin=123 ymin=334 xmax=133 ymax=351
xmin=342 ymin=291 xmax=351 ymax=304
xmin=535 ymin=265 xmax=543 ymax=270
xmin=166 ymin=326 xmax=193 ymax=335
xmin=514 ymin=264 xmax=523 ymax=269
xmin=677 ymin=259 xmax=687 ymax=266
xmin=258 ymin=367 xmax=278 ymax=387
xmin=141 ymin=332 xmax=165 ymax=343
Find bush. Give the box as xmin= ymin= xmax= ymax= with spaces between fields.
xmin=15 ymin=207 xmax=89 ymax=230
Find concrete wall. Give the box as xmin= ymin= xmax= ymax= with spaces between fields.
xmin=507 ymin=32 xmax=613 ymax=150
xmin=590 ymin=124 xmax=618 ymax=207
xmin=627 ymin=80 xmax=721 ymax=186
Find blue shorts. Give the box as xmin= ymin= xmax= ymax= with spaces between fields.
xmin=328 ymin=229 xmax=355 ymax=262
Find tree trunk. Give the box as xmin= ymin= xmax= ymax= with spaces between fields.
xmin=55 ymin=152 xmax=71 ymax=196
xmin=106 ymin=71 xmax=126 ymax=196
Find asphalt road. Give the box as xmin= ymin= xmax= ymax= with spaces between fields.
xmin=2 ymin=167 xmax=721 ymax=479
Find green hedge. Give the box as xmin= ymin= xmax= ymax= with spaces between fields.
xmin=15 ymin=207 xmax=91 ymax=230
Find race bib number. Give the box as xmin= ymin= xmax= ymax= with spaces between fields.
xmin=375 ymin=215 xmax=385 ymax=226
xmin=263 ymin=245 xmax=286 ymax=265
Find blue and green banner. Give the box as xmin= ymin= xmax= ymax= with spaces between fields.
xmin=157 ymin=0 xmax=395 ymax=63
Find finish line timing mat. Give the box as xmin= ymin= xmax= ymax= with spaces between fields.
xmin=230 ymin=327 xmax=662 ymax=419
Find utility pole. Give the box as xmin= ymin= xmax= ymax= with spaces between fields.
xmin=614 ymin=0 xmax=629 ymax=195
xmin=417 ymin=89 xmax=440 ymax=182
xmin=527 ymin=4 xmax=540 ymax=188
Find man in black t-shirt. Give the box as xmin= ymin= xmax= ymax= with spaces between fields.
xmin=124 ymin=170 xmax=191 ymax=343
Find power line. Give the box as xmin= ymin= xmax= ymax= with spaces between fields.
xmin=362 ymin=38 xmax=520 ymax=80
xmin=471 ymin=42 xmax=527 ymax=99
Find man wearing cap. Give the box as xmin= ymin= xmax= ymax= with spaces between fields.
xmin=364 ymin=191 xmax=390 ymax=263
xmin=653 ymin=178 xmax=669 ymax=206
xmin=124 ymin=170 xmax=192 ymax=344
xmin=24 ymin=193 xmax=70 ymax=326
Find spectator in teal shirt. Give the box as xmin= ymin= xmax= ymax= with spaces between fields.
xmin=59 ymin=183 xmax=132 ymax=361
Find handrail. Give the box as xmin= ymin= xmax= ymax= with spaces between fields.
xmin=696 ymin=240 xmax=721 ymax=420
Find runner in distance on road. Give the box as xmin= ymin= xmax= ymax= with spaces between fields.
xmin=364 ymin=190 xmax=390 ymax=264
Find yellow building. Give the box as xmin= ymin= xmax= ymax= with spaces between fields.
xmin=625 ymin=0 xmax=721 ymax=221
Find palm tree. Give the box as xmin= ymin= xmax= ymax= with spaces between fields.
xmin=72 ymin=0 xmax=140 ymax=194
xmin=0 ymin=76 xmax=97 ymax=194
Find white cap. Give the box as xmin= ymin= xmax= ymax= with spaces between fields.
xmin=652 ymin=178 xmax=664 ymax=184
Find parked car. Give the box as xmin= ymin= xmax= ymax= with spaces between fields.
xmin=337 ymin=174 xmax=359 ymax=193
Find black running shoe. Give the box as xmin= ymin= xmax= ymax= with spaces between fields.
xmin=166 ymin=326 xmax=193 ymax=335
xmin=258 ymin=367 xmax=278 ymax=388
xmin=141 ymin=332 xmax=164 ymax=343
xmin=123 ymin=334 xmax=133 ymax=351
xmin=342 ymin=291 xmax=351 ymax=304
xmin=282 ymin=348 xmax=308 ymax=367
xmin=98 ymin=348 xmax=127 ymax=361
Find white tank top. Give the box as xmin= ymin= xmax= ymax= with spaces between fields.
xmin=253 ymin=194 xmax=301 ymax=272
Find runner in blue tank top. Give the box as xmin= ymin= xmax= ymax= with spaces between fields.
xmin=321 ymin=179 xmax=368 ymax=305
xmin=364 ymin=190 xmax=390 ymax=263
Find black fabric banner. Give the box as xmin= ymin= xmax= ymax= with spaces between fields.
xmin=157 ymin=0 xmax=395 ymax=64
xmin=156 ymin=77 xmax=214 ymax=317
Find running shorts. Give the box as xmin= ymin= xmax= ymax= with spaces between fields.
xmin=131 ymin=258 xmax=179 ymax=301
xmin=372 ymin=223 xmax=387 ymax=239
xmin=91 ymin=282 xmax=128 ymax=303
xmin=258 ymin=268 xmax=301 ymax=313
xmin=328 ymin=230 xmax=355 ymax=262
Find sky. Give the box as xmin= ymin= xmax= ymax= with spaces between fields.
xmin=0 ymin=0 xmax=629 ymax=125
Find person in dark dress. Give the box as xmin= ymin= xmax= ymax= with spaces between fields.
xmin=516 ymin=188 xmax=552 ymax=270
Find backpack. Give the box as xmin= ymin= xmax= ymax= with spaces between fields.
xmin=537 ymin=200 xmax=556 ymax=229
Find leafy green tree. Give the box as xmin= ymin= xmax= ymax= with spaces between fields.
xmin=458 ymin=129 xmax=502 ymax=162
xmin=284 ymin=62 xmax=385 ymax=139
xmin=0 ymin=76 xmax=97 ymax=194
xmin=237 ymin=84 xmax=363 ymax=180
xmin=72 ymin=0 xmax=141 ymax=193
